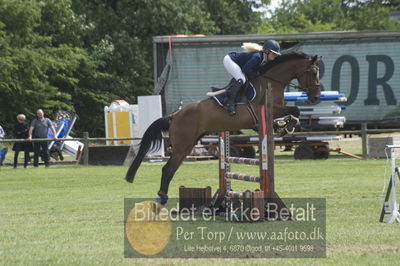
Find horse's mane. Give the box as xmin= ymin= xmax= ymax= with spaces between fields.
xmin=258 ymin=52 xmax=310 ymax=74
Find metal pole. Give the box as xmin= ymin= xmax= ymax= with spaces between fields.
xmin=224 ymin=131 xmax=231 ymax=192
xmin=387 ymin=147 xmax=400 ymax=223
xmin=83 ymin=132 xmax=89 ymax=166
xmin=219 ymin=132 xmax=226 ymax=192
xmin=361 ymin=123 xmax=368 ymax=159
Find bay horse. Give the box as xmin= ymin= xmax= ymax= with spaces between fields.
xmin=126 ymin=52 xmax=321 ymax=204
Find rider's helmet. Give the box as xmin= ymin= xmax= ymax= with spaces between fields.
xmin=263 ymin=40 xmax=281 ymax=55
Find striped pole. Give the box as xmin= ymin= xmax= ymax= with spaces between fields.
xmin=219 ymin=132 xmax=226 ymax=192
xmin=213 ymin=82 xmax=289 ymax=219
xmin=226 ymin=190 xmax=244 ymax=199
xmin=226 ymin=172 xmax=261 ymax=182
xmin=227 ymin=156 xmax=260 ymax=165
xmin=219 ymin=83 xmax=274 ymax=198
xmin=259 ymin=90 xmax=269 ymax=196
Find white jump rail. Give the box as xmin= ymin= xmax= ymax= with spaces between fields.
xmin=380 ymin=145 xmax=400 ymax=223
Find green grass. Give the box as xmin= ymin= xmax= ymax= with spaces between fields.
xmin=1 ymin=157 xmax=400 ymax=265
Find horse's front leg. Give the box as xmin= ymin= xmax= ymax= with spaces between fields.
xmin=273 ymin=105 xmax=300 ymax=136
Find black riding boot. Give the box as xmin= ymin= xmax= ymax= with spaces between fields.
xmin=224 ymin=79 xmax=243 ymax=116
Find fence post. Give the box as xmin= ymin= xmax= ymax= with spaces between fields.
xmin=83 ymin=132 xmax=89 ymax=165
xmin=361 ymin=123 xmax=368 ymax=159
xmin=265 ymin=84 xmax=275 ymax=196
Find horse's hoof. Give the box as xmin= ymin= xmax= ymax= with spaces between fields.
xmin=156 ymin=192 xmax=168 ymax=205
xmin=285 ymin=126 xmax=295 ymax=134
xmin=276 ymin=120 xmax=286 ymax=127
xmin=284 ymin=115 xmax=299 ymax=135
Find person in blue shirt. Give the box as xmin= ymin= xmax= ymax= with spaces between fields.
xmin=222 ymin=40 xmax=281 ymax=115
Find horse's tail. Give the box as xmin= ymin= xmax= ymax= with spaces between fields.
xmin=125 ymin=116 xmax=171 ymax=183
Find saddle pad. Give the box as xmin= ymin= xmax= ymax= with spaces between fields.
xmin=212 ymin=82 xmax=256 ymax=107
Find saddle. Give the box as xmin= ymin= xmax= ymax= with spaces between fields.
xmin=211 ymin=81 xmax=256 ymax=107
xmin=210 ymin=80 xmax=299 ymax=137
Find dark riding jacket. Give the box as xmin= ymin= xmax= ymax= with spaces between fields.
xmin=228 ymin=51 xmax=264 ymax=79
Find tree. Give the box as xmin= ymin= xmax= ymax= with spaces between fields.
xmin=258 ymin=0 xmax=400 ymax=33
xmin=0 ymin=0 xmax=266 ymax=136
xmin=343 ymin=0 xmax=400 ymax=30
xmin=69 ymin=0 xmax=266 ymax=134
xmin=203 ymin=0 xmax=265 ymax=34
xmin=0 ymin=0 xmax=72 ymax=130
xmin=0 ymin=0 xmax=119 ymax=135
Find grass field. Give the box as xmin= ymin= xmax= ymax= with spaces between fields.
xmin=1 ymin=150 xmax=400 ymax=265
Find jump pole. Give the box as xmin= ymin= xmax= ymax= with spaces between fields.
xmin=263 ymin=85 xmax=287 ymax=213
xmin=216 ymin=83 xmax=288 ymax=218
xmin=259 ymin=83 xmax=272 ymax=197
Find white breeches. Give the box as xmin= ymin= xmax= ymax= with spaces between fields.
xmin=223 ymin=55 xmax=246 ymax=82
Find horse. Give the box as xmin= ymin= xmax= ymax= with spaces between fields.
xmin=125 ymin=52 xmax=321 ymax=205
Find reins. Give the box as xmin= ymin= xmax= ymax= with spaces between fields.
xmin=258 ymin=63 xmax=319 ymax=93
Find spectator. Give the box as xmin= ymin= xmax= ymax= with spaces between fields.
xmin=12 ymin=114 xmax=30 ymax=168
xmin=0 ymin=124 xmax=8 ymax=166
xmin=28 ymin=109 xmax=57 ymax=167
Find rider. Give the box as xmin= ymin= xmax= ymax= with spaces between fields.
xmin=222 ymin=40 xmax=281 ymax=115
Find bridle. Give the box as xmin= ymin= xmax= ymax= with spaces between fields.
xmin=295 ymin=64 xmax=320 ymax=94
xmin=260 ymin=63 xmax=320 ymax=94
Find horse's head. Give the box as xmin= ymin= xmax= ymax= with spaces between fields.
xmin=257 ymin=52 xmax=322 ymax=104
xmin=296 ymin=55 xmax=321 ymax=104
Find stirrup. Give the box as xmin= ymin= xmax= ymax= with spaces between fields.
xmin=224 ymin=104 xmax=237 ymax=116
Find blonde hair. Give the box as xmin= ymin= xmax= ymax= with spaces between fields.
xmin=241 ymin=42 xmax=263 ymax=52
xmin=17 ymin=114 xmax=26 ymax=120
